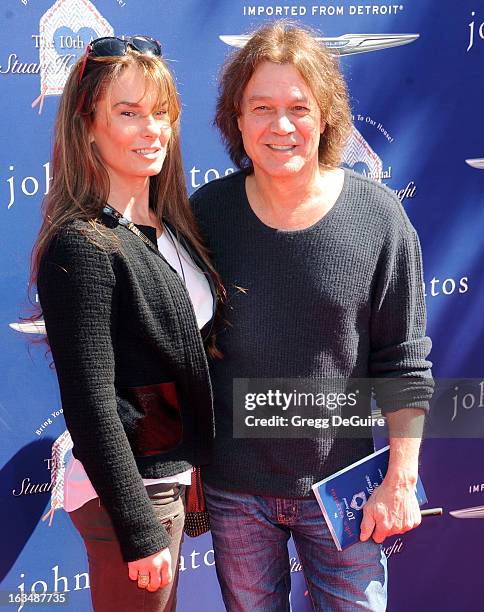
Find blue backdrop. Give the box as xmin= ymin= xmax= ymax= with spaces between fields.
xmin=1 ymin=1 xmax=483 ymax=610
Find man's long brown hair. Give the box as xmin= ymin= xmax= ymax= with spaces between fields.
xmin=30 ymin=48 xmax=224 ymax=356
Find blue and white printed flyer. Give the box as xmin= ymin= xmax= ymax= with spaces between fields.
xmin=312 ymin=446 xmax=428 ymax=551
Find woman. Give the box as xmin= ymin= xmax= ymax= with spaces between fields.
xmin=32 ymin=36 xmax=222 ymax=611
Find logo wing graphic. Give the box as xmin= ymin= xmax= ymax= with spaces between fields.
xmin=9 ymin=321 xmax=46 ymax=334
xmin=219 ymin=33 xmax=419 ymax=56
xmin=465 ymin=158 xmax=484 ymax=169
xmin=449 ymin=505 xmax=484 ymax=519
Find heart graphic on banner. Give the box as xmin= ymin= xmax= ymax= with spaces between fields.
xmin=53 ymin=27 xmax=98 ymax=61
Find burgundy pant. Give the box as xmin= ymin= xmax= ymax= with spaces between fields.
xmin=69 ymin=483 xmax=186 ymax=612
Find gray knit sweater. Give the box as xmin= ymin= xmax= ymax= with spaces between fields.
xmin=191 ymin=169 xmax=433 ymax=497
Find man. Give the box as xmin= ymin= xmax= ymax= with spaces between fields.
xmin=191 ymin=21 xmax=433 ymax=611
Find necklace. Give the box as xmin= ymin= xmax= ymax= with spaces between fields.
xmin=101 ymin=205 xmax=217 ymax=344
xmin=102 ymin=205 xmax=186 ymax=285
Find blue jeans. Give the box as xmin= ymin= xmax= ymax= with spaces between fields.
xmin=204 ymin=483 xmax=387 ymax=612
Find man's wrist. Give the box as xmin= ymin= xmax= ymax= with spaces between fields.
xmin=383 ymin=467 xmax=418 ymax=489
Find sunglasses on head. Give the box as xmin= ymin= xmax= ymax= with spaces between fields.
xmin=78 ymin=35 xmax=162 ymax=83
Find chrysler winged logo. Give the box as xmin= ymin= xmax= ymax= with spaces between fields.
xmin=449 ymin=505 xmax=484 ymax=519
xmin=465 ymin=158 xmax=484 ymax=169
xmin=219 ymin=33 xmax=419 ymax=55
xmin=9 ymin=321 xmax=46 ymax=334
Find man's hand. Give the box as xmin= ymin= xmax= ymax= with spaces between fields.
xmin=128 ymin=547 xmax=172 ymax=592
xmin=360 ymin=474 xmax=421 ymax=544
xmin=360 ymin=407 xmax=425 ymax=544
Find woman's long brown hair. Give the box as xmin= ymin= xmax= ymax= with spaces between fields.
xmin=30 ymin=48 xmax=224 ymax=356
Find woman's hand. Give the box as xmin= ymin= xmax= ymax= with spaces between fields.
xmin=128 ymin=548 xmax=172 ymax=592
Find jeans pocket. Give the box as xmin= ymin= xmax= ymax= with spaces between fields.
xmin=158 ymin=506 xmax=185 ymax=538
xmin=149 ymin=485 xmax=185 ymax=528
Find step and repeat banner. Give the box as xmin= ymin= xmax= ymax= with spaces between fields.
xmin=1 ymin=0 xmax=483 ymax=610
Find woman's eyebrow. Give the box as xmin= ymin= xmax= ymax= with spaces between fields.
xmin=112 ymin=100 xmax=169 ymax=109
xmin=112 ymin=101 xmax=142 ymax=108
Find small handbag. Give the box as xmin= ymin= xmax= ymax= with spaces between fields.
xmin=184 ymin=466 xmax=210 ymax=537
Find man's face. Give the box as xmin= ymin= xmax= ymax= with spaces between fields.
xmin=237 ymin=61 xmax=324 ymax=180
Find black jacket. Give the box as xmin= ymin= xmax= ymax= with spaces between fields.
xmin=37 ymin=216 xmax=215 ymax=561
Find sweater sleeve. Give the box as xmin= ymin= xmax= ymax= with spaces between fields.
xmin=37 ymin=227 xmax=171 ymax=561
xmin=190 ymin=187 xmax=212 ymax=244
xmin=369 ymin=226 xmax=434 ymax=414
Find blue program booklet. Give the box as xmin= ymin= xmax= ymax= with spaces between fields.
xmin=311 ymin=445 xmax=427 ymax=551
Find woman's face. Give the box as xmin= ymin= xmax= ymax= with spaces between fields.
xmin=90 ymin=64 xmax=172 ymax=186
